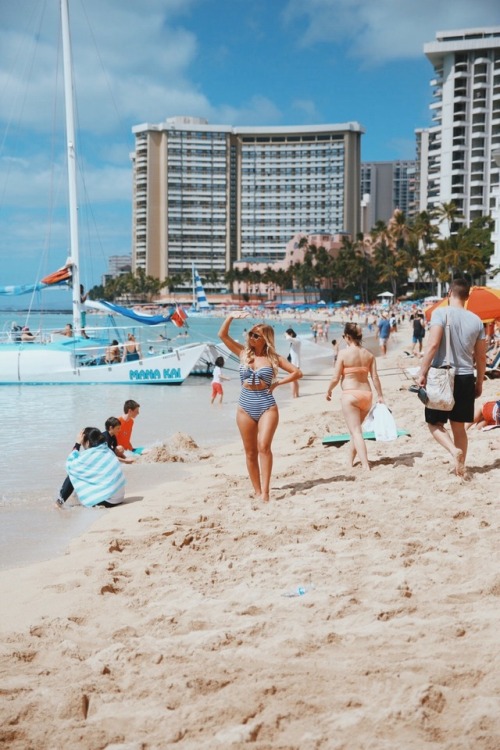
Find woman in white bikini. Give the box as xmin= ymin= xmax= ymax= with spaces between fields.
xmin=326 ymin=322 xmax=384 ymax=470
xmin=218 ymin=312 xmax=302 ymax=502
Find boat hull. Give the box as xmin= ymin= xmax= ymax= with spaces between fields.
xmin=0 ymin=340 xmax=209 ymax=385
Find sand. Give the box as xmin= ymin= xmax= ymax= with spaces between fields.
xmin=1 ymin=323 xmax=500 ymax=750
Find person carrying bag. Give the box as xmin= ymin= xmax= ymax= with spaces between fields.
xmin=416 ymin=279 xmax=486 ymax=478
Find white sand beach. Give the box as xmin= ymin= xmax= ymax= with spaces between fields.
xmin=1 ymin=322 xmax=499 ymax=749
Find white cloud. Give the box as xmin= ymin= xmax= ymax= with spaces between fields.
xmin=283 ymin=0 xmax=500 ymax=64
xmin=214 ymin=96 xmax=282 ymax=126
xmin=292 ymin=99 xmax=322 ymax=122
xmin=0 ymin=0 xmax=205 ymax=137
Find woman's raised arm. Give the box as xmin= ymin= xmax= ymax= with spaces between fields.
xmin=218 ymin=314 xmax=246 ymax=357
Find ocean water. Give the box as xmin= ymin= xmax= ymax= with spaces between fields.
xmin=0 ymin=310 xmax=340 ymax=569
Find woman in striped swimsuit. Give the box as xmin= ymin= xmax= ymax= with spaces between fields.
xmin=326 ymin=322 xmax=385 ymax=471
xmin=218 ymin=312 xmax=302 ymax=502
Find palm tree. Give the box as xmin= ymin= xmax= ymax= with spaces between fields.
xmin=313 ymin=245 xmax=336 ymax=301
xmin=204 ymin=268 xmax=220 ymax=291
xmin=435 ymin=201 xmax=461 ymax=238
xmin=273 ymin=268 xmax=290 ymax=303
xmin=410 ymin=210 xmax=439 ymax=294
xmin=333 ymin=236 xmax=374 ymax=303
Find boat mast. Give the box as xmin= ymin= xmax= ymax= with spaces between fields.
xmin=192 ymin=262 xmax=196 ymax=310
xmin=61 ymin=0 xmax=82 ymax=336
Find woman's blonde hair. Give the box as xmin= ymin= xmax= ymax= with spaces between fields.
xmin=241 ymin=323 xmax=279 ymax=376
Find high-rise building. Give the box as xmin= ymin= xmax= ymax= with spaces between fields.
xmin=130 ymin=117 xmax=363 ymax=285
xmin=360 ymin=160 xmax=417 ymax=232
xmin=101 ymin=254 xmax=132 ymax=287
xmin=423 ymin=27 xmax=500 ymax=229
xmin=414 ymin=128 xmax=430 ymax=213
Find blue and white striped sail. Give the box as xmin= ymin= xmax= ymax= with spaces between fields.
xmin=193 ymin=266 xmax=210 ymax=310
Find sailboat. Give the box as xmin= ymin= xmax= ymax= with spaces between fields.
xmin=190 ymin=264 xmax=211 ymax=314
xmin=0 ymin=0 xmax=208 ymax=385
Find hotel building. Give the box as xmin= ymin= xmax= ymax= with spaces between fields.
xmin=423 ymin=27 xmax=500 ymax=228
xmin=130 ymin=117 xmax=363 ymax=286
xmin=360 ymin=160 xmax=417 ymax=232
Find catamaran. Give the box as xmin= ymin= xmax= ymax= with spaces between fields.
xmin=189 ymin=264 xmax=211 ymax=314
xmin=0 ymin=0 xmax=209 ymax=385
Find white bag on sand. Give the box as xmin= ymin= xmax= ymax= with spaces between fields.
xmin=372 ymin=403 xmax=398 ymax=442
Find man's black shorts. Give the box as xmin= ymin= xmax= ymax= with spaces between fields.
xmin=425 ymin=373 xmax=476 ymax=425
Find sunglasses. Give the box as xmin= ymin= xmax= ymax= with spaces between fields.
xmin=248 ymin=332 xmax=262 ymax=340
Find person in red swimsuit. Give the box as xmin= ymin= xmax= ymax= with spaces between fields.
xmin=116 ymin=399 xmax=140 ymax=458
xmin=326 ymin=322 xmax=385 ymax=471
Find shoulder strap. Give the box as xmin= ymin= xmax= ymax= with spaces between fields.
xmin=444 ymin=309 xmax=452 ymax=367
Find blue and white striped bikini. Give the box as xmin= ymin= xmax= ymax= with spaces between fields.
xmin=239 ymin=364 xmax=277 ymax=421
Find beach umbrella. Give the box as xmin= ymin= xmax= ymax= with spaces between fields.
xmin=377 ymin=291 xmax=393 ymax=298
xmin=424 ymin=286 xmax=500 ymax=322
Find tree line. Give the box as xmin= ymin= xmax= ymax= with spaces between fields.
xmin=89 ymin=203 xmax=495 ymax=304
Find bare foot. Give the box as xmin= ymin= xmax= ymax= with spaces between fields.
xmin=451 ymin=447 xmax=465 ymax=477
xmin=250 ymin=492 xmax=269 ymax=509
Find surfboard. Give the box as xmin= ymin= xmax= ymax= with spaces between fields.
xmin=322 ymin=429 xmax=411 ymax=447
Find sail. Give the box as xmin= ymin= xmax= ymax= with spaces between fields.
xmin=0 ymin=282 xmax=62 ymax=296
xmin=193 ymin=267 xmax=210 ymax=310
xmin=86 ymin=300 xmax=174 ymax=326
xmin=41 ymin=265 xmax=72 ymax=285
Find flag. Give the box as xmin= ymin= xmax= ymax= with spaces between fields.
xmin=170 ymin=305 xmax=188 ymax=328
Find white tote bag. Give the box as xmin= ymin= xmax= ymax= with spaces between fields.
xmin=372 ymin=403 xmax=398 ymax=442
xmin=426 ymin=310 xmax=455 ymax=411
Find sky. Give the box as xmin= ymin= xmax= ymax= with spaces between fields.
xmin=1 ymin=0 xmax=500 ymax=307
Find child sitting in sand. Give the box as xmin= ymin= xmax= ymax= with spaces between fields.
xmin=102 ymin=417 xmax=135 ymax=463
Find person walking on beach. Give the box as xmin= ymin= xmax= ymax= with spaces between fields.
xmin=285 ymin=328 xmax=301 ymax=398
xmin=326 ymin=322 xmax=385 ymax=471
xmin=210 ymin=356 xmax=230 ymax=405
xmin=411 ymin=313 xmax=426 ymax=356
xmin=417 ymin=279 xmax=486 ymax=479
xmin=218 ymin=312 xmax=302 ymax=502
xmin=331 ymin=339 xmax=339 ymax=366
xmin=378 ymin=312 xmax=391 ymax=356
xmin=116 ymin=400 xmax=141 ymax=457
